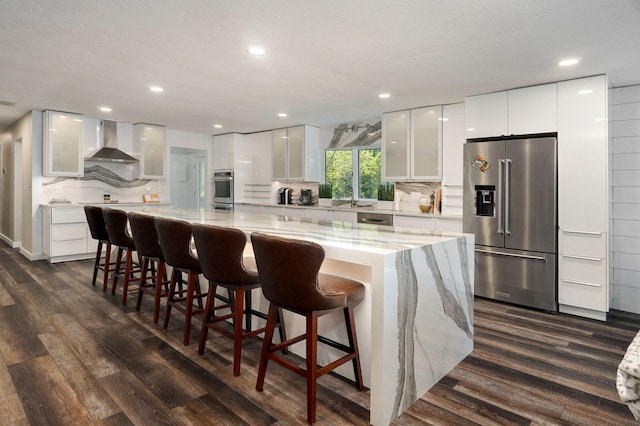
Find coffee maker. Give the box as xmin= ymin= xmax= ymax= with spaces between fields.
xmin=299 ymin=189 xmax=313 ymax=205
xmin=278 ymin=187 xmax=292 ymax=205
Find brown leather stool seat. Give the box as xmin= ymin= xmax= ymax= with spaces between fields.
xmin=84 ymin=205 xmax=117 ymax=289
xmin=251 ymin=232 xmax=365 ymax=424
xmin=102 ymin=208 xmax=141 ymax=305
xmin=192 ymin=224 xmax=286 ymax=376
xmin=155 ymin=217 xmax=206 ymax=345
xmin=127 ymin=212 xmax=169 ymax=324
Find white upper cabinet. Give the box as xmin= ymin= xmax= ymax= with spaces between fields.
xmin=43 ymin=110 xmax=84 ymax=177
xmin=134 ymin=124 xmax=166 ymax=179
xmin=212 ymin=133 xmax=238 ymax=171
xmin=465 ymin=83 xmax=557 ymax=138
xmin=382 ymin=110 xmax=410 ymax=179
xmin=557 ymin=75 xmax=607 ymax=233
xmin=382 ymin=105 xmax=443 ymax=181
xmin=271 ymin=125 xmax=319 ymax=181
xmin=508 ymin=84 xmax=558 ymax=135
xmin=464 ymin=91 xmax=508 ymax=138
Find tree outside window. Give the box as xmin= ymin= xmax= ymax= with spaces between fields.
xmin=325 ymin=148 xmax=381 ymax=199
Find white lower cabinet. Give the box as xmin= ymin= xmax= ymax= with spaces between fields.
xmin=43 ymin=206 xmax=92 ymax=263
xmin=558 ymin=230 xmax=608 ymax=317
xmin=435 ymin=217 xmax=463 ymax=233
xmin=393 ymin=215 xmax=436 ymax=230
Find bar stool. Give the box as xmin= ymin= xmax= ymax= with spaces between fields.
xmin=102 ymin=208 xmax=141 ymax=305
xmin=192 ymin=224 xmax=286 ymax=376
xmin=154 ymin=217 xmax=207 ymax=345
xmin=251 ymin=232 xmax=365 ymax=424
xmin=127 ymin=212 xmax=169 ymax=324
xmin=83 ymin=205 xmax=116 ymax=289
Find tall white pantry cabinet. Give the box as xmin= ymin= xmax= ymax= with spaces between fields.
xmin=557 ymin=75 xmax=609 ymax=320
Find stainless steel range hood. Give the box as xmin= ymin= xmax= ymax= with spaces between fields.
xmin=85 ymin=120 xmax=138 ymax=163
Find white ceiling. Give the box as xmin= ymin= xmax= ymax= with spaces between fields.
xmin=1 ymin=0 xmax=640 ymax=135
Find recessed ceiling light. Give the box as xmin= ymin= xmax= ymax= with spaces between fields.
xmin=578 ymin=89 xmax=593 ymax=95
xmin=378 ymin=93 xmax=391 ymax=99
xmin=248 ymin=46 xmax=266 ymax=56
xmin=213 ymin=124 xmax=222 ymax=129
xmin=99 ymin=106 xmax=112 ymax=112
xmin=558 ymin=58 xmax=580 ymax=67
xmin=149 ymin=86 xmax=164 ymax=93
xmin=278 ymin=113 xmax=288 ymax=117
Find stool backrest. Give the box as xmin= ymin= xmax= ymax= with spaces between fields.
xmin=84 ymin=206 xmax=109 ymax=241
xmin=102 ymin=208 xmax=134 ymax=248
xmin=154 ymin=217 xmax=200 ymax=271
xmin=251 ymin=232 xmax=343 ymax=311
xmin=128 ymin=212 xmax=163 ymax=258
xmin=192 ymin=224 xmax=257 ymax=286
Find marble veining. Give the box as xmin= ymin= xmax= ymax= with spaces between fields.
xmin=394 ymin=249 xmax=419 ymax=416
xmin=43 ymin=165 xmax=151 ymax=188
xmin=423 ymin=244 xmax=473 ymax=340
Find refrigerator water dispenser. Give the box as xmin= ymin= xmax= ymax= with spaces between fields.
xmin=475 ymin=185 xmax=495 ymax=217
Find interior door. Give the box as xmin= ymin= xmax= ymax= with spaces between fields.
xmin=505 ymin=137 xmax=557 ymax=253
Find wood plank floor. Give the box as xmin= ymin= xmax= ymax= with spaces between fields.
xmin=0 ymin=241 xmax=638 ymax=425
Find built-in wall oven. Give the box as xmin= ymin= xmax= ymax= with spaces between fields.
xmin=212 ymin=170 xmax=234 ymax=210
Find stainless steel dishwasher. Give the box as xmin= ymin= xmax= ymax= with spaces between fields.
xmin=356 ymin=211 xmax=393 ymax=226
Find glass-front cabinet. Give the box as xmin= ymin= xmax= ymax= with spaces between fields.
xmin=43 ymin=110 xmax=84 ymax=177
xmin=382 ymin=105 xmax=442 ymax=181
xmin=134 ymin=123 xmax=166 ymax=179
xmin=271 ymin=125 xmax=319 ymax=181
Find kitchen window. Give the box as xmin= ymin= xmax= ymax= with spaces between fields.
xmin=325 ymin=148 xmax=381 ymax=199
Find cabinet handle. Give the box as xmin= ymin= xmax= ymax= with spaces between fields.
xmin=53 ymin=237 xmax=85 ymax=242
xmin=561 ymin=279 xmax=602 ymax=288
xmin=561 ymin=229 xmax=602 ymax=235
xmin=475 ymin=248 xmax=546 ymax=261
xmin=561 ymin=254 xmax=602 ymax=262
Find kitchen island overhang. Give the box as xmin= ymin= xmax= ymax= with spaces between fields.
xmin=143 ymin=208 xmax=474 ymax=425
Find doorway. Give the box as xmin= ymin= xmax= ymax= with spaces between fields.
xmin=13 ymin=137 xmax=22 ymax=247
xmin=170 ymin=147 xmax=207 ymax=209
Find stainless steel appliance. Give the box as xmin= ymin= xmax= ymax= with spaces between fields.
xmin=278 ymin=187 xmax=292 ymax=205
xmin=299 ymin=189 xmax=313 ymax=205
xmin=212 ymin=170 xmax=234 ymax=210
xmin=357 ymin=211 xmax=393 ymax=226
xmin=463 ymin=135 xmax=557 ymax=311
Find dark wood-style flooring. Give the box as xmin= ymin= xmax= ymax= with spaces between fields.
xmin=0 ymin=241 xmax=638 ymax=425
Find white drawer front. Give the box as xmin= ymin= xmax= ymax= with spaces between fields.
xmin=560 ymin=255 xmax=607 ymax=283
xmin=559 ymin=230 xmax=606 ymax=258
xmin=558 ymin=255 xmax=607 ymax=311
xmin=52 ymin=207 xmax=86 ymax=224
xmin=435 ymin=218 xmax=463 ymax=233
xmin=51 ymin=223 xmax=87 ymax=256
xmin=558 ymin=278 xmax=607 ymax=311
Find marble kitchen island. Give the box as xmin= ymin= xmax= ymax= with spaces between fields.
xmin=146 ymin=207 xmax=474 ymax=425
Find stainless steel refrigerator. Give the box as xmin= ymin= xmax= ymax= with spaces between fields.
xmin=463 ymin=136 xmax=558 ymax=311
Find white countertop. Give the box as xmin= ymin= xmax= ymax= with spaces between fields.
xmin=148 ymin=207 xmax=465 ymax=256
xmin=42 ymin=202 xmax=172 ymax=208
xmin=236 ymin=201 xmax=463 ymax=220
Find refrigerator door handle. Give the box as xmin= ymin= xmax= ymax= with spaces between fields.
xmin=497 ymin=159 xmax=505 ymax=234
xmin=504 ymin=159 xmax=511 ymax=235
xmin=475 ymin=248 xmax=547 ymax=261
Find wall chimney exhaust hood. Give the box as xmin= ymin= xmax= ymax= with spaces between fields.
xmin=85 ymin=120 xmax=138 ymax=163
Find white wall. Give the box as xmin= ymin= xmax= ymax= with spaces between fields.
xmin=609 ymin=85 xmax=640 ymax=313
